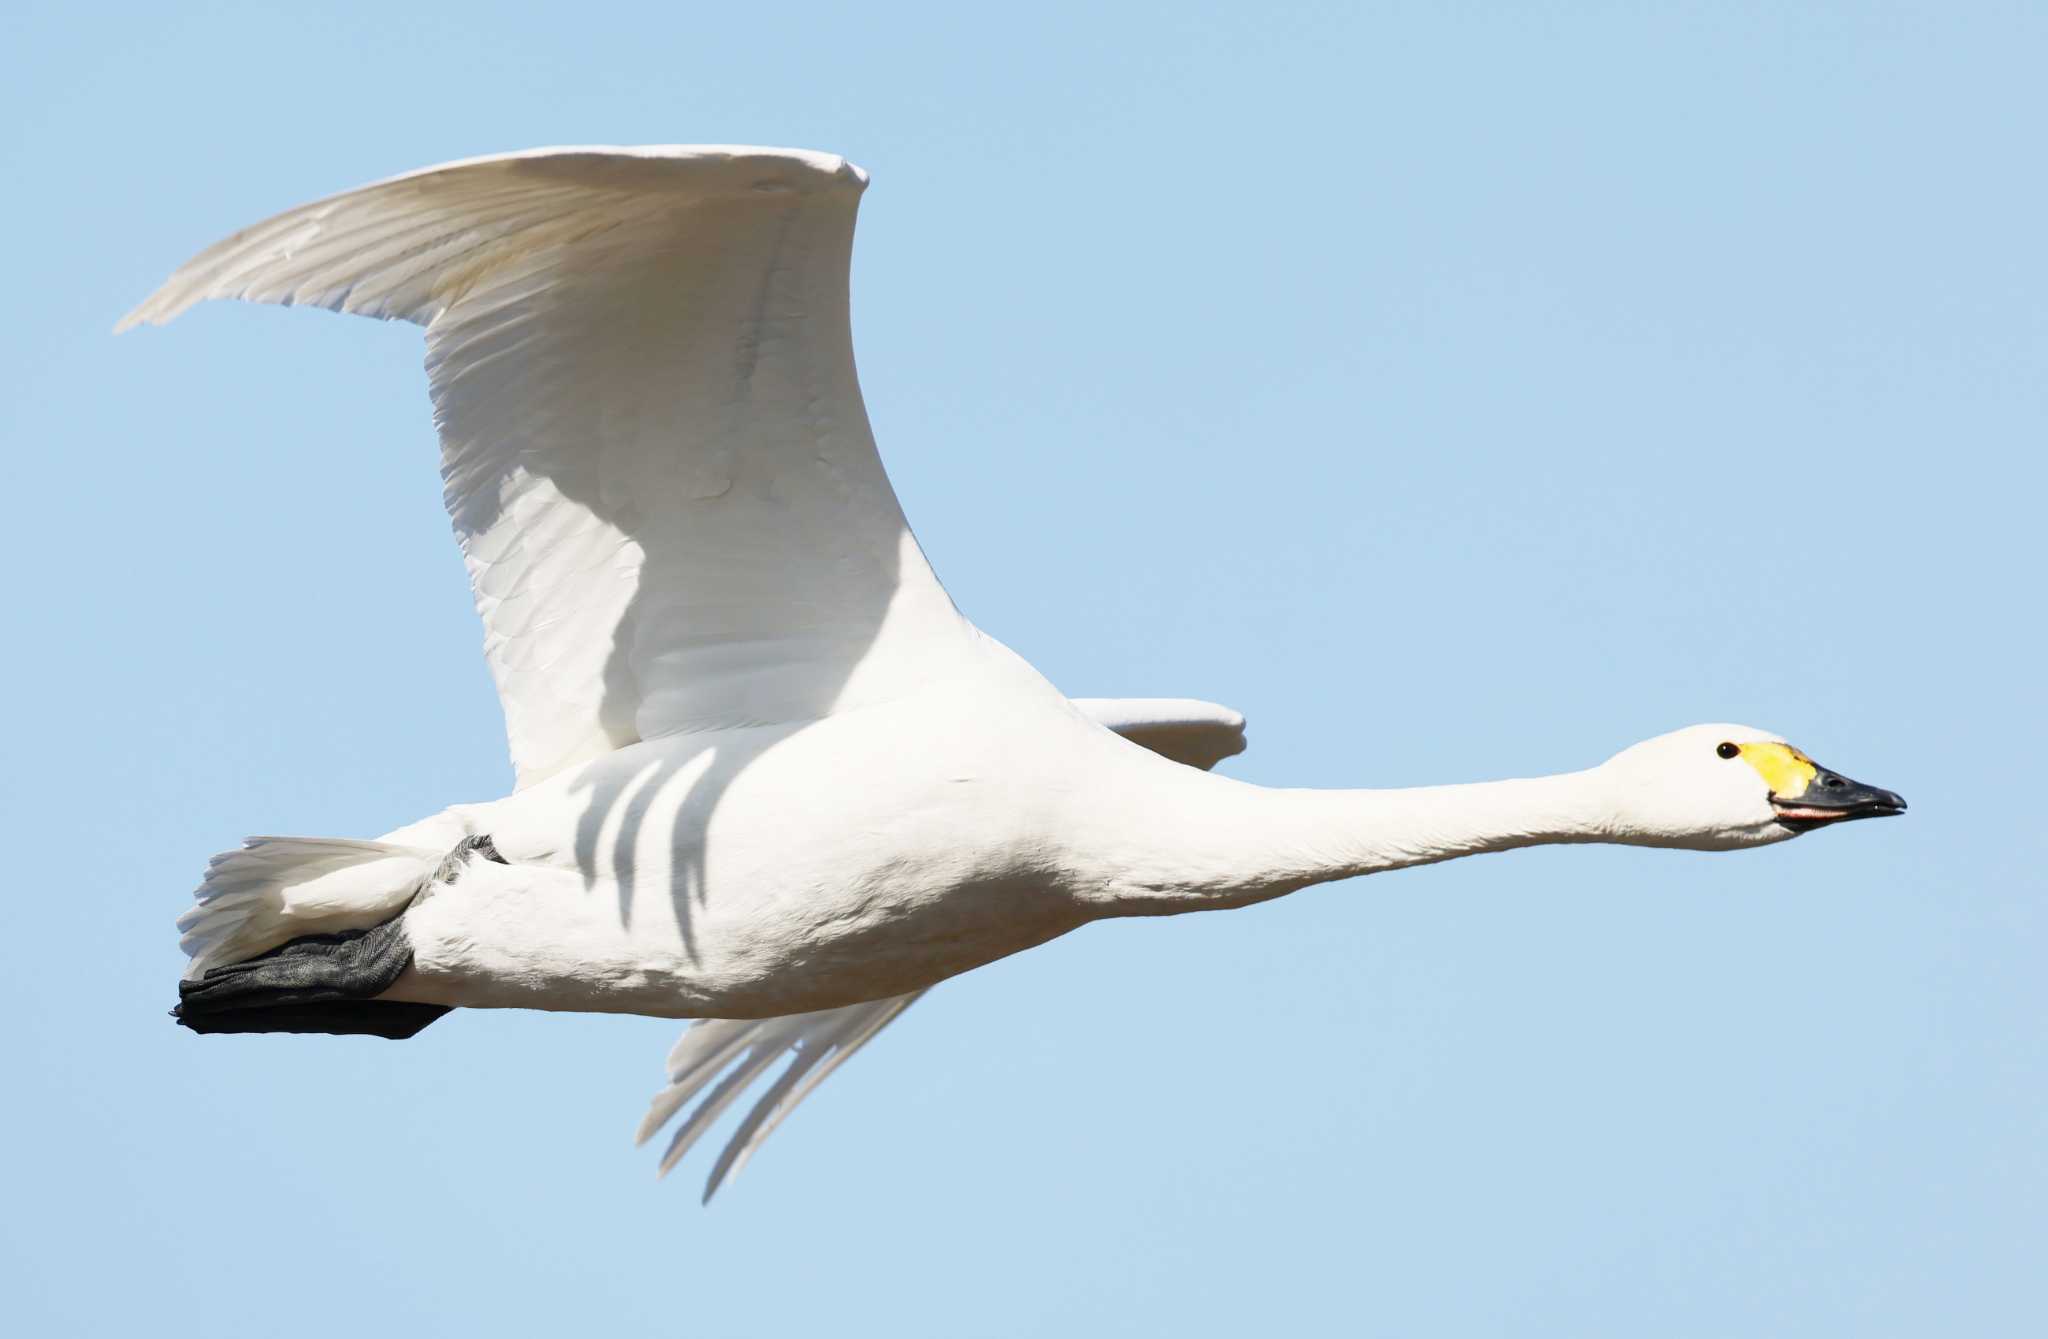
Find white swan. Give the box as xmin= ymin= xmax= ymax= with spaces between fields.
xmin=122 ymin=145 xmax=1905 ymax=1199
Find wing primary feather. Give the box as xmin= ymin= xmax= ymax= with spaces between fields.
xmin=634 ymin=1019 xmax=763 ymax=1145
xmin=700 ymin=991 xmax=924 ymax=1200
xmin=698 ymin=1041 xmax=839 ymax=1203
xmin=637 ymin=993 xmax=926 ymax=1194
xmin=656 ymin=1039 xmax=799 ymax=1178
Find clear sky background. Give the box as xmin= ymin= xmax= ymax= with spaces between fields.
xmin=4 ymin=2 xmax=2041 ymax=1335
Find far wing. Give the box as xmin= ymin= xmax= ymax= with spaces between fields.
xmin=1073 ymin=696 xmax=1247 ymax=769
xmin=122 ymin=146 xmax=983 ymax=788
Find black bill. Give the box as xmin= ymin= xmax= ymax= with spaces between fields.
xmin=1771 ymin=766 xmax=1908 ymax=831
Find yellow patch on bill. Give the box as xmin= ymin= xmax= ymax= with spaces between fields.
xmin=1738 ymin=742 xmax=1818 ymax=798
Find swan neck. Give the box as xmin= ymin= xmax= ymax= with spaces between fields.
xmin=1098 ymin=766 xmax=1615 ymax=914
xmin=1308 ymin=770 xmax=1613 ymax=876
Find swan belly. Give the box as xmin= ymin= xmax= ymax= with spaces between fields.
xmin=389 ymin=701 xmax=1098 ymax=1018
xmin=389 ymin=855 xmax=1082 ymax=1018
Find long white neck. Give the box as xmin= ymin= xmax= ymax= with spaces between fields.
xmin=1077 ymin=761 xmax=1617 ymax=916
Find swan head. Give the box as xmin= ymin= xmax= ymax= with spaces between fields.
xmin=1596 ymin=723 xmax=1906 ymax=850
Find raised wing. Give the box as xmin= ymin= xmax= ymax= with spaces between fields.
xmin=639 ymin=697 xmax=1249 ymax=1199
xmin=121 ymin=146 xmax=981 ymax=787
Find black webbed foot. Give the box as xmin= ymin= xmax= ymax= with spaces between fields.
xmin=171 ymin=832 xmax=507 ymax=1039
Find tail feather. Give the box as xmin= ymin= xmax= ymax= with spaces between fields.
xmin=180 ymin=836 xmax=441 ymax=978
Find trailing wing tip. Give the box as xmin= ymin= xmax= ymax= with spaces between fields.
xmin=114 ymin=290 xmax=187 ymax=334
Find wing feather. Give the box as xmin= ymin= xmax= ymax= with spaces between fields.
xmin=1073 ymin=697 xmax=1248 ymax=769
xmin=637 ymin=993 xmax=925 ymax=1200
xmin=122 ymin=146 xmax=982 ymax=786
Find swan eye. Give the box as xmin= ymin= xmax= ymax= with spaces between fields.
xmin=1716 ymin=742 xmax=1740 ymax=760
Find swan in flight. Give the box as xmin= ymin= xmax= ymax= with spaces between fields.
xmin=122 ymin=146 xmax=1906 ymax=1200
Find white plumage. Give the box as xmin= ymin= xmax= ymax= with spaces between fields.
xmin=126 ymin=146 xmax=1900 ymax=1199
xmin=123 ymin=146 xmax=969 ymax=787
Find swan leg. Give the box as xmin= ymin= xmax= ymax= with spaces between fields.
xmin=172 ymin=835 xmax=506 ymax=1040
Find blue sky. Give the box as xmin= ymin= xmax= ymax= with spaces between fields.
xmin=5 ymin=2 xmax=2042 ymax=1334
